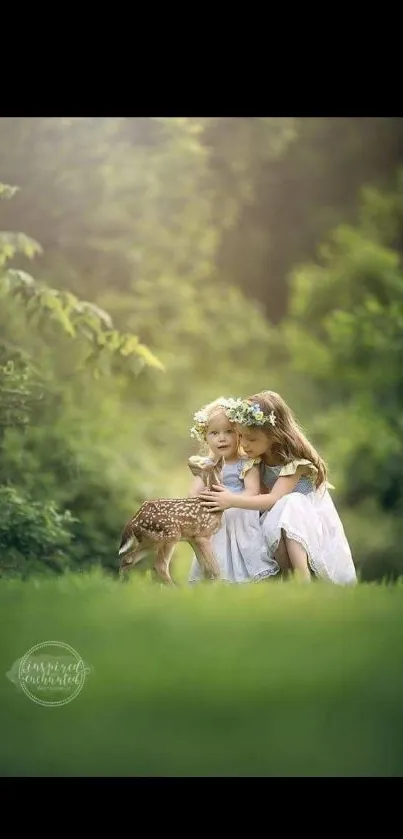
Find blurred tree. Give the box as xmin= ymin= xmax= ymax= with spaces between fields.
xmin=0 ymin=171 xmax=283 ymax=577
xmin=0 ymin=117 xmax=296 ymax=302
xmin=218 ymin=117 xmax=403 ymax=321
xmin=1 ymin=117 xmax=402 ymax=326
xmin=280 ymin=168 xmax=403 ymax=580
xmin=0 ymin=181 xmax=164 ymax=577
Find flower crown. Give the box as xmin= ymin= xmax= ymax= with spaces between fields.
xmin=190 ymin=396 xmax=276 ymax=442
xmin=224 ymin=398 xmax=276 ymax=428
xmin=189 ymin=397 xmax=239 ymax=443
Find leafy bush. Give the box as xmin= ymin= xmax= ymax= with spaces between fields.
xmin=0 ymin=485 xmax=76 ymax=578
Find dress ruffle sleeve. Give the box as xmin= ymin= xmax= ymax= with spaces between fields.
xmin=239 ymin=458 xmax=261 ymax=480
xmin=278 ymin=459 xmax=318 ymax=480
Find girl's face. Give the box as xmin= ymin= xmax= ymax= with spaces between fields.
xmin=206 ymin=412 xmax=238 ymax=461
xmin=236 ymin=425 xmax=270 ymax=459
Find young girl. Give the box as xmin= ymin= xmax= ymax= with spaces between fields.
xmin=199 ymin=391 xmax=357 ymax=585
xmin=187 ymin=397 xmax=279 ymax=584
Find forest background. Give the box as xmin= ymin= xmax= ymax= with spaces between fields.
xmin=1 ymin=116 xmax=402 ymax=584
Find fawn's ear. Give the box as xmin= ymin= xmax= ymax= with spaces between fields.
xmin=119 ymin=533 xmax=139 ymax=555
xmin=213 ymin=455 xmax=224 ymax=470
xmin=188 ymin=455 xmax=212 ymax=476
xmin=188 ymin=456 xmax=200 ymax=476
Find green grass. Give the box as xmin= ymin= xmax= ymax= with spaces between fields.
xmin=1 ymin=558 xmax=403 ymax=776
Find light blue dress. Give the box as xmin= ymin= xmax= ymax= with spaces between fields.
xmin=188 ymin=458 xmax=279 ymax=584
xmin=260 ymin=462 xmax=314 ymax=497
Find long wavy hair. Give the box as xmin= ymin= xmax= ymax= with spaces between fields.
xmin=245 ymin=390 xmax=327 ymax=489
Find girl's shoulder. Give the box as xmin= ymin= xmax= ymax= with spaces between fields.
xmin=237 ymin=456 xmax=261 ymax=480
xmin=279 ymin=458 xmax=335 ymax=490
xmin=278 ymin=458 xmax=318 ymax=479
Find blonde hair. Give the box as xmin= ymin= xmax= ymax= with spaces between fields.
xmin=191 ymin=398 xmax=242 ymax=459
xmin=246 ymin=390 xmax=327 ymax=489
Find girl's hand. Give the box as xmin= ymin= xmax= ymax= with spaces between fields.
xmin=199 ymin=484 xmax=235 ymax=511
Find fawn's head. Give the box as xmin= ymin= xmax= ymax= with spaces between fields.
xmin=188 ymin=455 xmax=224 ymax=489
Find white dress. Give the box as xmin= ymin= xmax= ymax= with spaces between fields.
xmin=258 ymin=459 xmax=357 ymax=585
xmin=188 ymin=458 xmax=279 ymax=584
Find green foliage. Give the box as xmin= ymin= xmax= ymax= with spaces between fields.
xmin=0 ymin=183 xmax=20 ymax=200
xmin=281 ymin=169 xmax=403 ymax=579
xmin=0 ymin=486 xmax=76 ymax=578
xmin=0 ymin=180 xmax=168 ymax=578
xmin=218 ymin=117 xmax=403 ymax=320
xmin=0 ymin=180 xmax=163 ymax=377
xmin=2 ymin=269 xmax=164 ymax=376
xmin=0 ymin=357 xmax=44 ymax=428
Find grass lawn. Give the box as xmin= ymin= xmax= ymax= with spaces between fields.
xmin=1 ymin=557 xmax=402 ymax=776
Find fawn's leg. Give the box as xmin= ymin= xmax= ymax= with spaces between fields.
xmin=152 ymin=541 xmax=177 ymax=586
xmin=191 ymin=536 xmax=221 ymax=581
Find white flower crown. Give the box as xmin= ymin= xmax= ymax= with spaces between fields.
xmin=190 ymin=396 xmax=276 ymax=442
xmin=189 ymin=397 xmax=239 ymax=443
xmin=224 ymin=398 xmax=276 ymax=428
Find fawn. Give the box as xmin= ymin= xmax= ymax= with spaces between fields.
xmin=118 ymin=455 xmax=224 ymax=585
